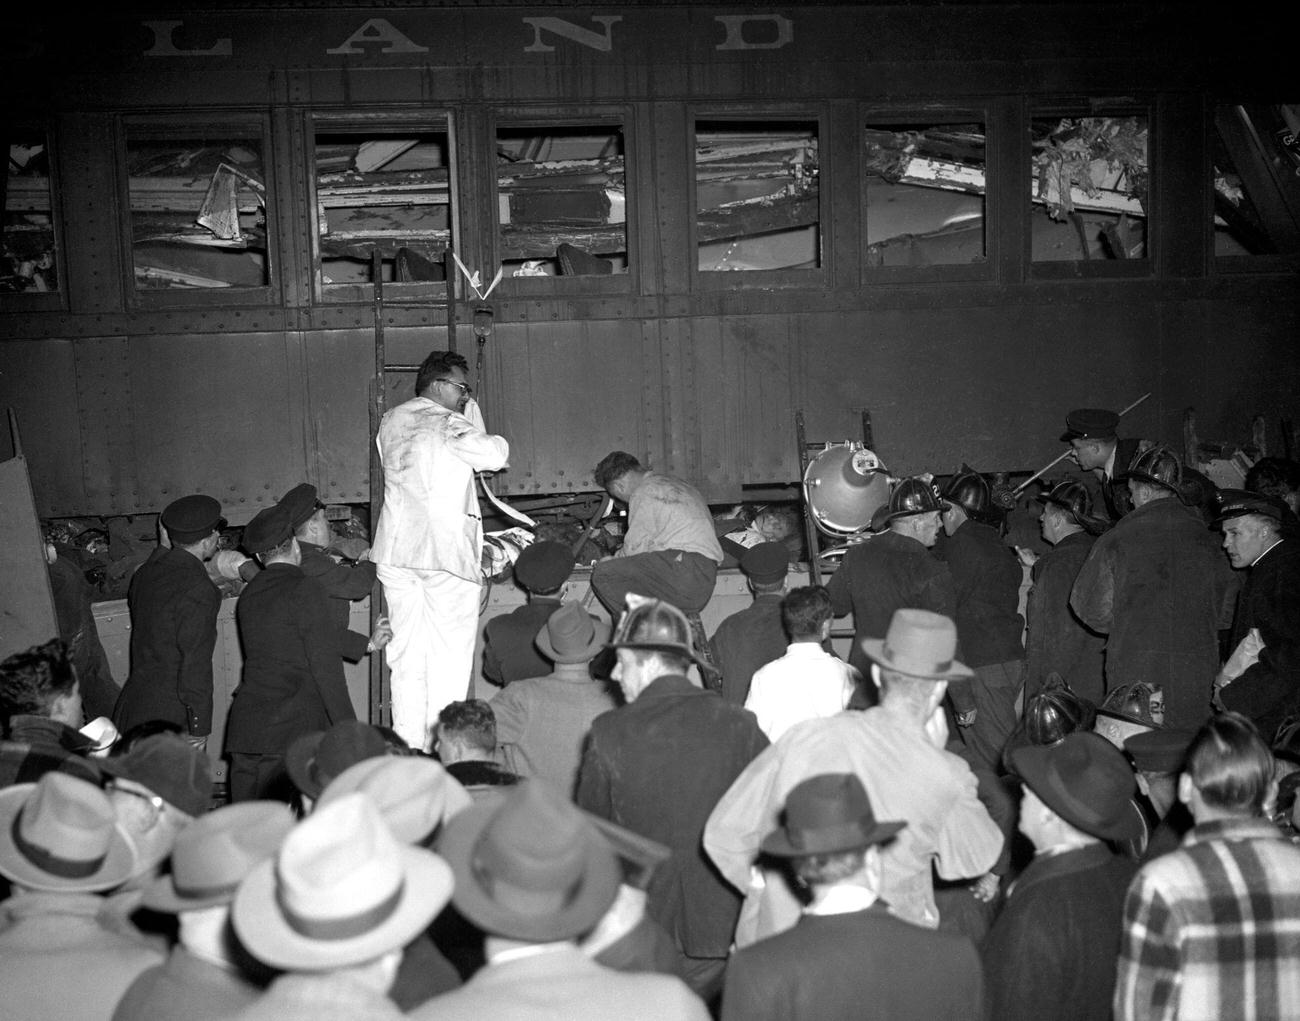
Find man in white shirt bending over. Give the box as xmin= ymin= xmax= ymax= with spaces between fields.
xmin=745 ymin=585 xmax=860 ymax=741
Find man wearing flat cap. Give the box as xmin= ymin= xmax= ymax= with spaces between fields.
xmin=279 ymin=482 xmax=391 ymax=665
xmin=481 ymin=539 xmax=577 ymax=688
xmin=410 ymin=780 xmax=708 ymax=1021
xmin=709 ymin=541 xmax=792 ymax=707
xmin=1214 ymin=489 xmax=1300 ymax=743
xmin=1022 ymin=480 xmax=1108 ymax=706
xmin=706 ymin=609 xmax=1003 ymax=948
xmin=0 ymin=772 xmax=164 ymax=1021
xmin=113 ymin=493 xmax=224 ymax=750
xmin=489 ymin=601 xmax=618 ymax=798
xmin=227 ymin=503 xmax=357 ymax=802
xmin=983 ymin=733 xmax=1140 ymax=1021
xmin=1062 ymin=407 xmax=1148 ymax=522
xmin=721 ymin=773 xmax=983 ymax=1021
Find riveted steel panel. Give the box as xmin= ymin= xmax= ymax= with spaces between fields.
xmin=75 ymin=336 xmax=139 ymax=512
xmin=302 ymin=328 xmax=374 ymax=505
xmin=0 ymin=340 xmax=86 ymax=516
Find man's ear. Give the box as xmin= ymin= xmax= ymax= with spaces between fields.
xmin=928 ymin=680 xmax=949 ymax=715
xmin=870 ymin=664 xmax=882 ymax=691
xmin=1177 ymin=772 xmax=1195 ymax=807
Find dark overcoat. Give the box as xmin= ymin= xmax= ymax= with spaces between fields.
xmin=708 ymin=593 xmax=786 ymax=706
xmin=113 ymin=546 xmax=220 ymax=737
xmin=575 ymin=675 xmax=769 ymax=959
xmin=936 ymin=520 xmax=1025 ymax=669
xmin=226 ymin=563 xmax=355 ymax=756
xmin=297 ymin=540 xmax=376 ymax=663
xmin=1024 ymin=531 xmax=1106 ymax=705
xmin=480 ymin=596 xmax=562 ymax=686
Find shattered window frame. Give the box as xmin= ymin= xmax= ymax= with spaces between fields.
xmin=2 ymin=123 xmax=65 ymax=311
xmin=1028 ymin=103 xmax=1152 ymax=279
xmin=1212 ymin=103 xmax=1300 ymax=273
xmin=490 ymin=108 xmax=635 ymax=297
xmin=692 ymin=109 xmax=827 ymax=289
xmin=311 ymin=111 xmax=456 ymax=305
xmin=122 ymin=114 xmax=276 ymax=307
xmin=860 ymin=106 xmax=992 ymax=283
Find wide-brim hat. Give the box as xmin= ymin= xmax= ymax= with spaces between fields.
xmin=1010 ymin=732 xmax=1141 ymax=841
xmin=0 ymin=775 xmax=137 ymax=894
xmin=760 ymin=773 xmax=906 ymax=858
xmin=232 ymin=794 xmax=453 ymax=971
xmin=438 ymin=779 xmax=621 ymax=942
xmin=143 ymin=800 xmax=296 ymax=913
xmin=317 ymin=756 xmax=472 ymax=845
xmin=535 ymin=602 xmax=611 ymax=664
xmin=286 ymin=720 xmax=389 ymax=800
xmin=860 ymin=608 xmax=972 ymax=681
xmin=100 ymin=732 xmax=213 ymax=818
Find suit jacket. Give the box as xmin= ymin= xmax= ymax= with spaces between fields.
xmin=406 ymin=945 xmax=708 ymax=1021
xmin=481 ymin=598 xmax=563 ymax=686
xmin=576 ymin=675 xmax=769 ymax=958
xmin=371 ymin=395 xmax=509 ymax=579
xmin=297 ymin=541 xmax=376 ymax=663
xmin=936 ymin=520 xmax=1025 ymax=669
xmin=227 ymin=563 xmax=355 ymax=756
xmin=1071 ymin=497 xmax=1238 ymax=731
xmin=113 ymin=546 xmax=220 ymax=737
xmin=722 ymin=903 xmax=984 ymax=1021
xmin=981 ymin=843 xmax=1136 ymax=1021
xmin=229 ymin=972 xmax=404 ymax=1021
xmin=708 ymin=594 xmax=787 ymax=706
xmin=1220 ymin=539 xmax=1300 ymax=741
xmin=111 ymin=946 xmax=261 ymax=1021
xmin=825 ymin=530 xmax=957 ymax=679
xmin=1024 ymin=531 xmax=1106 ymax=705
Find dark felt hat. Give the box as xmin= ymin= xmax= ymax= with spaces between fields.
xmin=1124 ymin=728 xmax=1197 ymax=774
xmin=534 ymin=601 xmax=610 ymax=664
xmin=161 ymin=494 xmax=223 ymax=545
xmin=513 ymin=540 xmax=576 ymax=593
xmin=286 ymin=720 xmax=389 ymax=800
xmin=100 ymin=733 xmax=213 ymax=818
xmin=1060 ymin=408 xmax=1119 ymax=442
xmin=1214 ymin=488 xmax=1288 ymax=525
xmin=761 ymin=773 xmax=905 ymax=858
xmin=1010 ymin=732 xmax=1141 ymax=841
xmin=243 ymin=503 xmax=294 ymax=556
xmin=739 ymin=542 xmax=789 ymax=586
xmin=279 ymin=483 xmax=321 ymax=531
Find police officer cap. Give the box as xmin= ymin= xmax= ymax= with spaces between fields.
xmin=161 ymin=494 xmax=223 ymax=546
xmin=739 ymin=542 xmax=789 ymax=585
xmin=1124 ymin=728 xmax=1196 ymax=774
xmin=243 ymin=503 xmax=294 ymax=556
xmin=279 ymin=483 xmax=320 ymax=531
xmin=1214 ymin=488 xmax=1287 ymax=525
xmin=1060 ymin=408 xmax=1119 ymax=442
xmin=512 ymin=540 xmax=576 ymax=593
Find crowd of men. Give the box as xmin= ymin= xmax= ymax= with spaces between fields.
xmin=4 ymin=353 xmax=1300 ymax=1020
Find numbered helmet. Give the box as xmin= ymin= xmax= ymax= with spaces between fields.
xmin=1120 ymin=444 xmax=1183 ymax=496
xmin=871 ymin=476 xmax=946 ymax=530
xmin=940 ymin=464 xmax=999 ymax=525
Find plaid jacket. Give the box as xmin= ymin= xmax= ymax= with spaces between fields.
xmin=1114 ymin=817 xmax=1300 ymax=1021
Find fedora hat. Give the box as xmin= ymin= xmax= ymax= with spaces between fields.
xmin=860 ymin=608 xmax=972 ymax=681
xmin=232 ymin=793 xmax=453 ymax=971
xmin=438 ymin=779 xmax=621 ymax=942
xmin=317 ymin=756 xmax=473 ymax=845
xmin=100 ymin=732 xmax=213 ymax=818
xmin=535 ymin=601 xmax=611 ymax=664
xmin=761 ymin=773 xmax=905 ymax=858
xmin=1010 ymin=732 xmax=1141 ymax=841
xmin=0 ymin=773 xmax=136 ymax=893
xmin=286 ymin=720 xmax=389 ymax=800
xmin=144 ymin=800 xmax=296 ymax=913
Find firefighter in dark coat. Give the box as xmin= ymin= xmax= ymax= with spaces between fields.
xmin=112 ymin=494 xmax=223 ymax=749
xmin=1071 ymin=446 xmax=1238 ymax=732
xmin=1022 ymin=480 xmax=1108 ymax=707
xmin=1214 ymin=490 xmax=1300 ymax=743
xmin=936 ymin=465 xmax=1026 ymax=771
xmin=825 ymin=477 xmax=957 ymax=683
xmin=226 ymin=503 xmax=357 ymax=803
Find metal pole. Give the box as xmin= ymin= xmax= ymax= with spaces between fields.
xmin=795 ymin=410 xmax=822 ymax=586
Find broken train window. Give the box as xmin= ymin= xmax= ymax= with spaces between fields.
xmin=126 ymin=124 xmax=269 ymax=290
xmin=314 ymin=123 xmax=453 ymax=294
xmin=696 ymin=119 xmax=820 ymax=272
xmin=495 ymin=122 xmax=628 ymax=278
xmin=1213 ymin=104 xmax=1300 ymax=259
xmin=863 ymin=119 xmax=986 ymax=267
xmin=4 ymin=133 xmax=59 ymax=294
xmin=1029 ymin=112 xmax=1148 ymax=263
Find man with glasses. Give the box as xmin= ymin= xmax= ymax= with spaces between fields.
xmin=371 ymin=350 xmax=509 ymax=752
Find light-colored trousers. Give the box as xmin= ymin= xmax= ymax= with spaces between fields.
xmin=376 ymin=563 xmax=479 ymax=752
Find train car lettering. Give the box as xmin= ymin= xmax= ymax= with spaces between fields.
xmin=142 ymin=20 xmax=233 ymax=58
xmin=522 ymin=16 xmax=623 ymax=54
xmin=325 ymin=18 xmax=430 ymax=56
xmin=713 ymin=14 xmax=793 ymax=51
